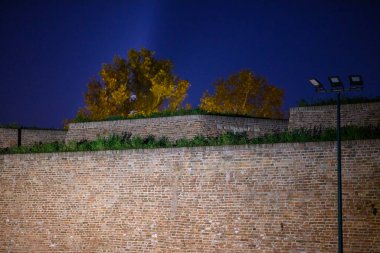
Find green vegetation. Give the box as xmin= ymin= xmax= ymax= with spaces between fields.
xmin=72 ymin=108 xmax=282 ymax=123
xmin=1 ymin=125 xmax=379 ymax=154
xmin=297 ymin=96 xmax=380 ymax=107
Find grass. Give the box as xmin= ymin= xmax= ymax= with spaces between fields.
xmin=297 ymin=96 xmax=380 ymax=107
xmin=1 ymin=125 xmax=379 ymax=154
xmin=71 ymin=108 xmax=285 ymax=123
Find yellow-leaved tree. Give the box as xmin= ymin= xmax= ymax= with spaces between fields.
xmin=200 ymin=70 xmax=284 ymax=118
xmin=78 ymin=48 xmax=190 ymax=120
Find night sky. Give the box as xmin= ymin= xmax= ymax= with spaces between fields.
xmin=1 ymin=0 xmax=379 ymax=128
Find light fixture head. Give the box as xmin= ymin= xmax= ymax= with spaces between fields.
xmin=349 ymin=75 xmax=363 ymax=90
xmin=309 ymin=78 xmax=325 ymax=92
xmin=328 ymin=76 xmax=344 ymax=92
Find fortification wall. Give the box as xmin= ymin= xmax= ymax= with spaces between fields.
xmin=288 ymin=102 xmax=380 ymax=130
xmin=0 ymin=128 xmax=17 ymax=148
xmin=0 ymin=128 xmax=67 ymax=148
xmin=65 ymin=115 xmax=288 ymax=143
xmin=1 ymin=140 xmax=379 ymax=252
xmin=20 ymin=129 xmax=67 ymax=147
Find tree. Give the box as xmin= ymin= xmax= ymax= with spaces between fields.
xmin=200 ymin=70 xmax=284 ymax=118
xmin=78 ymin=48 xmax=190 ymax=120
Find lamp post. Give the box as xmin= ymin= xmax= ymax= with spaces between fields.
xmin=308 ymin=75 xmax=363 ymax=253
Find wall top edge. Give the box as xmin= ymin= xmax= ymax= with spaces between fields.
xmin=68 ymin=114 xmax=288 ymax=127
xmin=0 ymin=127 xmax=66 ymax=131
xmin=21 ymin=128 xmax=67 ymax=132
xmin=1 ymin=139 xmax=378 ymax=158
xmin=289 ymin=102 xmax=380 ymax=112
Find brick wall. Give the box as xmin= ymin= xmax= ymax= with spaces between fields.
xmin=21 ymin=129 xmax=67 ymax=147
xmin=0 ymin=128 xmax=67 ymax=148
xmin=66 ymin=115 xmax=288 ymax=143
xmin=1 ymin=140 xmax=379 ymax=252
xmin=0 ymin=128 xmax=17 ymax=148
xmin=288 ymin=102 xmax=380 ymax=130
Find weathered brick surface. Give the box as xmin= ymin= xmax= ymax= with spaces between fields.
xmin=288 ymin=102 xmax=380 ymax=130
xmin=0 ymin=140 xmax=379 ymax=252
xmin=0 ymin=128 xmax=17 ymax=148
xmin=0 ymin=128 xmax=67 ymax=148
xmin=65 ymin=115 xmax=288 ymax=143
xmin=21 ymin=129 xmax=67 ymax=147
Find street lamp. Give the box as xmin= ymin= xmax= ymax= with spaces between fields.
xmin=349 ymin=75 xmax=364 ymax=91
xmin=308 ymin=75 xmax=363 ymax=253
xmin=328 ymin=76 xmax=344 ymax=92
xmin=309 ymin=78 xmax=325 ymax=93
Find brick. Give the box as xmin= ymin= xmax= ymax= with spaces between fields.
xmin=65 ymin=115 xmax=288 ymax=143
xmin=0 ymin=128 xmax=66 ymax=148
xmin=0 ymin=128 xmax=17 ymax=148
xmin=0 ymin=140 xmax=379 ymax=252
xmin=288 ymin=102 xmax=380 ymax=130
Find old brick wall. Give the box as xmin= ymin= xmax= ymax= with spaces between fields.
xmin=0 ymin=128 xmax=67 ymax=148
xmin=288 ymin=102 xmax=380 ymax=130
xmin=65 ymin=115 xmax=288 ymax=143
xmin=0 ymin=140 xmax=379 ymax=252
xmin=21 ymin=129 xmax=67 ymax=147
xmin=0 ymin=128 xmax=17 ymax=148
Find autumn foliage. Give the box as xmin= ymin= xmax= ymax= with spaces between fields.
xmin=78 ymin=48 xmax=190 ymax=121
xmin=200 ymin=70 xmax=284 ymax=118
xmin=76 ymin=49 xmax=283 ymax=123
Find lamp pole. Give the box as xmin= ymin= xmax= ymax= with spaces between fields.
xmin=336 ymin=92 xmax=343 ymax=253
xmin=308 ymin=75 xmax=363 ymax=253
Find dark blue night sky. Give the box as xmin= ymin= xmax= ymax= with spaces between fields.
xmin=1 ymin=0 xmax=379 ymax=128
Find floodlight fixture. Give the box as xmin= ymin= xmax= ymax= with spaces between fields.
xmin=309 ymin=78 xmax=325 ymax=92
xmin=349 ymin=75 xmax=363 ymax=91
xmin=328 ymin=76 xmax=344 ymax=92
